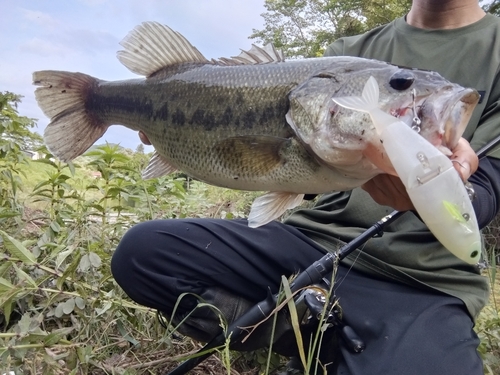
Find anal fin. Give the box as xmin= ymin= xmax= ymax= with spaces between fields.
xmin=142 ymin=151 xmax=178 ymax=179
xmin=248 ymin=192 xmax=305 ymax=228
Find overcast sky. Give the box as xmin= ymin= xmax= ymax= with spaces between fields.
xmin=1 ymin=0 xmax=266 ymax=151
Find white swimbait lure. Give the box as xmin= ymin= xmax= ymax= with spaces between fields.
xmin=332 ymin=76 xmax=481 ymax=264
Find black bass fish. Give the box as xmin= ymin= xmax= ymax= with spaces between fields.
xmin=33 ymin=22 xmax=479 ymax=227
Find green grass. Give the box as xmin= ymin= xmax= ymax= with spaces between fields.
xmin=2 ymin=151 xmax=499 ymax=375
xmin=477 ymin=269 xmax=500 ymax=374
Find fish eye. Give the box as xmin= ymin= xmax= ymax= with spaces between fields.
xmin=389 ymin=70 xmax=415 ymax=91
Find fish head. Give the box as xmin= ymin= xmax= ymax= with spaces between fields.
xmin=287 ymin=60 xmax=480 ymax=178
xmin=373 ymin=67 xmax=480 ymax=154
xmin=412 ymin=84 xmax=480 ymax=154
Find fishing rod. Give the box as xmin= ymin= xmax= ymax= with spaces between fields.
xmin=164 ymin=134 xmax=500 ymax=375
xmin=477 ymin=133 xmax=500 ymax=159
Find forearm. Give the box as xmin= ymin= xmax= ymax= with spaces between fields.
xmin=469 ymin=156 xmax=500 ymax=228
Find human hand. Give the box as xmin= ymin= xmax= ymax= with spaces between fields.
xmin=361 ymin=174 xmax=415 ymax=211
xmin=138 ymin=131 xmax=152 ymax=145
xmin=362 ymin=138 xmax=478 ymax=211
xmin=449 ymin=137 xmax=478 ymax=181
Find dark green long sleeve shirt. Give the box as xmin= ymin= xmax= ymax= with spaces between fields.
xmin=287 ymin=15 xmax=500 ymax=319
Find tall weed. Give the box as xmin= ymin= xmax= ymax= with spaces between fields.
xmin=0 ymin=91 xmax=498 ymax=374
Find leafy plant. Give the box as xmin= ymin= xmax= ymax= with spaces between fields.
xmin=250 ymin=0 xmax=412 ymax=58
xmin=0 ymin=92 xmax=40 ymax=231
xmin=1 ymin=88 xmax=499 ymax=375
xmin=0 ymin=93 xmax=257 ymax=373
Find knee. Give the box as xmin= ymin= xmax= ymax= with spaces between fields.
xmin=111 ymin=221 xmax=158 ymax=288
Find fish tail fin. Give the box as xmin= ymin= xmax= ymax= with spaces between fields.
xmin=33 ymin=70 xmax=107 ymax=162
xmin=332 ymin=76 xmax=380 ymax=114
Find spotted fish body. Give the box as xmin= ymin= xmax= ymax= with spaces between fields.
xmin=33 ymin=22 xmax=479 ymax=226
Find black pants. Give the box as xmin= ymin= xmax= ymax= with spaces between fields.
xmin=111 ymin=218 xmax=483 ymax=375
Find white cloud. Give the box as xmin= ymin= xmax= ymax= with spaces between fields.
xmin=55 ymin=29 xmax=118 ymax=53
xmin=19 ymin=37 xmax=70 ymax=57
xmin=2 ymin=0 xmax=267 ymax=149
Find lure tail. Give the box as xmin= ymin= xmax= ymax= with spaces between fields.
xmin=332 ymin=76 xmax=379 ymax=112
xmin=333 ymin=76 xmax=397 ymax=134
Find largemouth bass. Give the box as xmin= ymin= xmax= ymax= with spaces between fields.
xmin=33 ymin=22 xmax=479 ymax=227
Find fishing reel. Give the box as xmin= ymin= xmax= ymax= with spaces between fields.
xmin=270 ymin=280 xmax=365 ymax=357
xmin=166 ymin=212 xmax=403 ymax=375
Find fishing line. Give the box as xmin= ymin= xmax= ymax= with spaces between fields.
xmin=333 ymin=239 xmax=368 ymax=292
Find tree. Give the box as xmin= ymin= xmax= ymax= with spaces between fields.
xmin=251 ymin=0 xmax=500 ymax=59
xmin=136 ymin=143 xmax=145 ymax=154
xmin=482 ymin=0 xmax=500 ymax=16
xmin=0 ymin=92 xmax=42 ymax=153
xmin=250 ymin=0 xmax=412 ymax=58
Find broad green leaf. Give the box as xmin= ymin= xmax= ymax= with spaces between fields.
xmin=54 ymin=303 xmax=65 ymax=318
xmin=0 ymin=277 xmax=15 ymax=293
xmin=0 ymin=211 xmax=19 ymax=219
xmin=33 ymin=158 xmax=59 ymax=169
xmin=56 ymin=252 xmax=81 ymax=290
xmin=50 ymin=221 xmax=61 ymax=233
xmin=0 ymin=230 xmax=36 ymax=265
xmin=32 ymin=180 xmax=51 ymax=191
xmin=2 ymin=296 xmax=14 ymax=327
xmin=75 ymin=296 xmax=86 ymax=309
xmin=17 ymin=313 xmax=32 ymax=335
xmin=95 ymin=301 xmax=112 ymax=316
xmin=67 ymin=161 xmax=76 ymax=176
xmin=55 ymin=248 xmax=74 ymax=269
xmin=57 ymin=188 xmax=65 ymax=198
xmin=88 ymin=252 xmax=101 ymax=268
xmin=0 ymin=261 xmax=12 ymax=278
xmin=62 ymin=298 xmax=75 ymax=314
xmin=13 ymin=264 xmax=38 ymax=288
xmin=77 ymin=345 xmax=93 ymax=364
xmin=43 ymin=332 xmax=63 ymax=346
xmin=78 ymin=254 xmax=91 ymax=272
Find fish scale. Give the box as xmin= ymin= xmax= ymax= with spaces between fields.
xmin=33 ymin=21 xmax=479 ymax=227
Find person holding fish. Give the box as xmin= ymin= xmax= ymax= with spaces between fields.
xmin=33 ymin=0 xmax=500 ymax=374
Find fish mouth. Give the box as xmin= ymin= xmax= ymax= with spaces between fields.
xmin=416 ymin=87 xmax=480 ymax=152
xmin=441 ymin=89 xmax=480 ymax=149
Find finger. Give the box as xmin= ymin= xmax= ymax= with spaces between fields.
xmin=449 ymin=138 xmax=478 ymax=180
xmin=451 ymin=160 xmax=471 ymax=181
xmin=369 ymin=175 xmax=405 ymax=200
xmin=387 ymin=175 xmax=407 ymax=197
xmin=362 ymin=175 xmax=414 ymax=211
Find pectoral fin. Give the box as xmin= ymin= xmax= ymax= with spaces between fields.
xmin=214 ymin=135 xmax=291 ymax=176
xmin=248 ymin=192 xmax=305 ymax=228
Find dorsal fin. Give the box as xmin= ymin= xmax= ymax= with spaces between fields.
xmin=214 ymin=43 xmax=285 ymax=66
xmin=117 ymin=22 xmax=208 ymax=77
